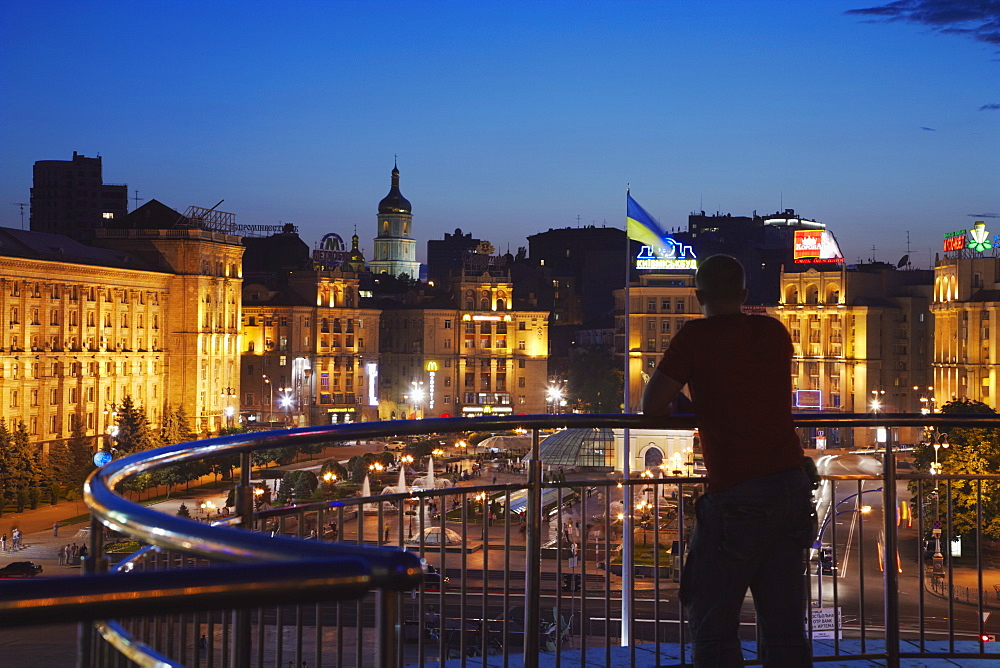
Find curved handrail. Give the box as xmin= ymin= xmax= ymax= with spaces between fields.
xmin=84 ymin=412 xmax=1000 ymax=568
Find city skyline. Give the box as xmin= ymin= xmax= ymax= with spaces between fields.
xmin=1 ymin=1 xmax=996 ymax=269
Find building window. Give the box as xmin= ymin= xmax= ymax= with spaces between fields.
xmin=518 ymin=341 xmax=526 ymax=350
xmin=518 ymin=377 xmax=526 ymax=387
xmin=444 ymin=319 xmax=452 ymax=329
xmin=662 ymin=298 xmax=671 ymax=311
xmin=279 ymin=356 xmax=287 ymax=366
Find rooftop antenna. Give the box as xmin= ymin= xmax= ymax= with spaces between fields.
xmin=576 ymin=214 xmax=582 ymax=227
xmin=132 ymin=190 xmax=144 ymax=212
xmin=11 ymin=202 xmax=27 ymax=229
xmin=871 ymin=244 xmax=877 ymax=263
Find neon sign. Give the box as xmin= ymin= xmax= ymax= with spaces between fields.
xmin=944 ymin=222 xmax=993 ymax=254
xmin=635 ymin=239 xmax=697 ymax=271
xmin=943 ymin=231 xmax=967 ymax=252
xmin=795 ymin=389 xmax=822 ymax=409
xmin=426 ymin=361 xmax=437 ymax=411
xmin=365 ymin=362 xmax=378 ymax=406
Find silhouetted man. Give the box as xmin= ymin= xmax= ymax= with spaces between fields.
xmin=642 ymin=254 xmax=814 ymax=667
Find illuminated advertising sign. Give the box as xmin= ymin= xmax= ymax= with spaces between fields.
xmin=426 ymin=361 xmax=437 ymax=411
xmin=634 ymin=238 xmax=697 ymax=271
xmin=795 ymin=390 xmax=823 ymax=409
xmin=365 ymin=362 xmax=378 ymax=407
xmin=312 ymin=232 xmax=349 ymax=267
xmin=943 ymin=230 xmax=967 ymax=252
xmin=944 ymin=222 xmax=993 ymax=254
xmin=793 ymin=230 xmax=844 ymax=264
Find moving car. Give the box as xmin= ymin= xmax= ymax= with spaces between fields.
xmin=0 ymin=561 xmax=43 ymax=578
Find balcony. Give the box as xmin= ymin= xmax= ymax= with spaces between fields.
xmin=5 ymin=414 xmax=1000 ymax=666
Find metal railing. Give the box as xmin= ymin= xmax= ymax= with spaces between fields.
xmin=4 ymin=413 xmax=1000 ymax=666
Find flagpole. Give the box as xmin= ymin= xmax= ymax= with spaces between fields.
xmin=621 ymin=187 xmax=633 ymax=647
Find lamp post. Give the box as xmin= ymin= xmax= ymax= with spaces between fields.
xmin=913 ymin=385 xmax=935 ymax=415
xmin=923 ymin=429 xmax=950 ymax=573
xmin=546 ymin=382 xmax=565 ymax=414
xmin=220 ymin=386 xmax=237 ymax=428
xmin=409 ymin=381 xmax=425 ymax=419
xmin=262 ymin=375 xmax=273 ymax=423
xmin=278 ymin=386 xmax=293 ymax=425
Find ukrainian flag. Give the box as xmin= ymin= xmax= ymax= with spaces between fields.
xmin=627 ymin=193 xmax=670 ymax=257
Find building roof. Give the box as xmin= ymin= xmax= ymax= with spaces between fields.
xmin=522 ymin=428 xmax=616 ymax=468
xmin=0 ymin=226 xmax=155 ymax=271
xmin=378 ymin=163 xmax=412 ymax=215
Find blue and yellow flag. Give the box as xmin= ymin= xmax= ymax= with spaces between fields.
xmin=627 ymin=193 xmax=671 ymax=256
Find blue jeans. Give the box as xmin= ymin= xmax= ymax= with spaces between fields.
xmin=680 ymin=466 xmax=815 ymax=667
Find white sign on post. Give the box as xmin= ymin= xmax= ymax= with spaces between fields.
xmin=806 ymin=607 xmax=843 ymax=640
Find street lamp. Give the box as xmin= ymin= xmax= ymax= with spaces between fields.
xmin=923 ymin=429 xmax=950 ymax=573
xmin=913 ymin=385 xmax=935 ymax=415
xmin=220 ymin=386 xmax=236 ymax=428
xmin=546 ymin=382 xmax=565 ymax=414
xmin=262 ymin=375 xmax=273 ymax=423
xmin=322 ymin=471 xmax=338 ymax=490
xmin=278 ymin=386 xmax=293 ymax=425
xmin=869 ymin=389 xmax=885 ymax=413
xmin=409 ymin=381 xmax=425 ymax=419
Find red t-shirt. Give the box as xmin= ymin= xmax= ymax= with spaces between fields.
xmin=657 ymin=313 xmax=803 ymax=492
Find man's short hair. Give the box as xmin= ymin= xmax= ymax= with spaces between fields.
xmin=696 ymin=255 xmax=745 ymax=301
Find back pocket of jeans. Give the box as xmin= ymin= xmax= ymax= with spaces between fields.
xmin=721 ymin=504 xmax=773 ymax=561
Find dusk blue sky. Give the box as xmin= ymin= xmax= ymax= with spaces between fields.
xmin=1 ymin=1 xmax=996 ymax=269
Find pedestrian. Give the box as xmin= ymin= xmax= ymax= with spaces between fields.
xmin=1 ymin=534 xmax=6 ymax=552
xmin=71 ymin=543 xmax=79 ymax=559
xmin=58 ymin=544 xmax=66 ymax=565
xmin=79 ymin=544 xmax=88 ymax=559
xmin=198 ymin=634 xmax=207 ymax=654
xmin=642 ymin=254 xmax=815 ymax=667
xmin=53 ymin=522 xmax=59 ymax=537
xmin=383 ymin=523 xmax=390 ymax=543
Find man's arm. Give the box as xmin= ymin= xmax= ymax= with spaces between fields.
xmin=640 ymin=369 xmax=685 ymax=417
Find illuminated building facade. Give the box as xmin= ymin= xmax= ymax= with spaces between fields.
xmin=240 ymin=268 xmax=380 ymax=426
xmin=93 ymin=201 xmax=245 ymax=435
xmin=615 ymin=272 xmax=700 ymax=412
xmin=378 ymin=272 xmax=549 ymax=418
xmin=0 ymin=201 xmax=244 ymax=449
xmin=773 ymin=264 xmax=932 ymax=447
xmin=931 ymin=226 xmax=1000 ymax=408
xmin=370 ymin=163 xmax=420 ymax=278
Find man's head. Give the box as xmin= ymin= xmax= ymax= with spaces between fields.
xmin=695 ymin=255 xmax=747 ymax=313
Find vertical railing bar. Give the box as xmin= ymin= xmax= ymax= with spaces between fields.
xmin=460 ymin=488 xmax=468 ymax=666
xmin=629 ymin=480 xmax=637 ymax=667
xmin=435 ymin=490 xmax=446 ymax=668
xmin=294 ymin=601 xmax=303 ymax=668
xmin=604 ymin=481 xmax=612 ymax=667
xmin=580 ymin=483 xmax=589 ymax=668
xmin=916 ymin=477 xmax=926 ymax=653
xmin=677 ymin=481 xmax=687 ymax=667
xmin=356 ymin=500 xmax=365 ymax=668
xmin=481 ymin=484 xmax=489 ymax=663
xmin=221 ymin=607 xmax=230 ymax=668
xmin=276 ymin=603 xmax=285 ymax=668
xmin=555 ymin=484 xmax=564 ymax=663
xmin=882 ymin=432 xmax=900 ymax=667
xmin=376 ymin=590 xmax=400 ymax=668
xmin=415 ymin=494 xmax=425 ymax=668
xmin=503 ymin=487 xmax=511 ymax=668
xmin=977 ymin=480 xmax=985 ymax=654
xmin=256 ymin=607 xmax=264 ymax=668
xmin=946 ymin=478 xmax=955 ymax=656
xmin=653 ymin=478 xmax=661 ymax=663
xmin=858 ymin=479 xmax=867 ymax=655
xmin=831 ymin=479 xmax=840 ymax=656
xmin=523 ymin=427 xmax=542 ymax=667
xmin=313 ymin=601 xmax=322 ymax=668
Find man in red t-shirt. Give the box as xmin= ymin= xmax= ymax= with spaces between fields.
xmin=641 ymin=255 xmax=814 ymax=667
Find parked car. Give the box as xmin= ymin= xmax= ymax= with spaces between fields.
xmin=0 ymin=561 xmax=42 ymax=578
xmin=415 ymin=565 xmax=450 ymax=592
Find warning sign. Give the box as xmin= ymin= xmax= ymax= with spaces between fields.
xmin=807 ymin=607 xmax=843 ymax=640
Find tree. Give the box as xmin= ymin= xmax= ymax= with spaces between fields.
xmin=912 ymin=399 xmax=1000 ymax=539
xmin=176 ymin=502 xmax=191 ymax=518
xmin=115 ymin=396 xmax=160 ymax=455
xmin=10 ymin=421 xmax=37 ymax=512
xmin=568 ymin=346 xmax=624 ymax=413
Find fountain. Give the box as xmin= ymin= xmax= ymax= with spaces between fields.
xmin=413 ymin=456 xmax=452 ymax=490
xmin=380 ymin=463 xmax=410 ymax=495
